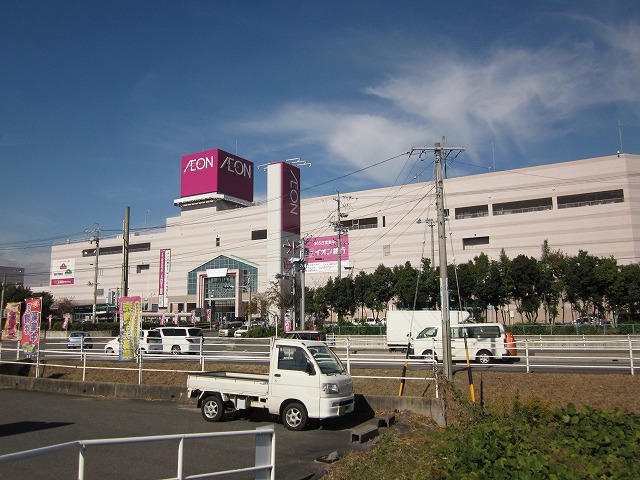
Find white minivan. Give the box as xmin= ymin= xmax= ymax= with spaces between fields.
xmin=153 ymin=327 xmax=204 ymax=354
xmin=411 ymin=323 xmax=517 ymax=364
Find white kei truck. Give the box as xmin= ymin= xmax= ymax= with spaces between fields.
xmin=186 ymin=338 xmax=355 ymax=431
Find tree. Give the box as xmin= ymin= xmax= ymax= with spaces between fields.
xmin=332 ymin=276 xmax=355 ymax=320
xmin=392 ymin=262 xmax=418 ymax=310
xmin=367 ymin=265 xmax=395 ymax=317
xmin=353 ymin=271 xmax=372 ymax=319
xmin=510 ymin=254 xmax=542 ymax=322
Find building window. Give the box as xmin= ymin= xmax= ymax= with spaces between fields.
xmin=216 ymin=237 xmax=220 ymax=247
xmin=251 ymin=229 xmax=267 ymax=240
xmin=462 ymin=236 xmax=489 ymax=250
xmin=82 ymin=242 xmax=150 ymax=257
xmin=492 ymin=198 xmax=552 ymax=216
xmin=340 ymin=217 xmax=378 ymax=230
xmin=455 ymin=205 xmax=489 ymax=219
xmin=136 ymin=264 xmax=150 ymax=273
xmin=557 ymin=189 xmax=624 ymax=209
xmin=383 ymin=245 xmax=391 ymax=256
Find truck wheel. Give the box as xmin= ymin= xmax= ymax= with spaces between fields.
xmin=282 ymin=402 xmax=308 ymax=431
xmin=477 ymin=350 xmax=492 ymax=364
xmin=171 ymin=345 xmax=181 ymax=355
xmin=421 ymin=350 xmax=437 ymax=362
xmin=201 ymin=395 xmax=225 ymax=422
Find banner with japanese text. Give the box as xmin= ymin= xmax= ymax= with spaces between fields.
xmin=2 ymin=302 xmax=21 ymax=341
xmin=118 ymin=296 xmax=141 ymax=361
xmin=21 ymin=298 xmax=42 ymax=357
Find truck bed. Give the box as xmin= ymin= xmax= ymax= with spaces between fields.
xmin=187 ymin=371 xmax=270 ymax=397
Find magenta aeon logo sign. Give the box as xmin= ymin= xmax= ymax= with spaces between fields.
xmin=281 ymin=162 xmax=300 ymax=235
xmin=180 ymin=148 xmax=254 ymax=202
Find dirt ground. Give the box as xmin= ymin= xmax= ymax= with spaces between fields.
xmin=31 ymin=360 xmax=640 ymax=415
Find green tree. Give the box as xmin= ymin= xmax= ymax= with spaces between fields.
xmin=367 ymin=265 xmax=395 ymax=317
xmin=510 ymin=254 xmax=542 ymax=322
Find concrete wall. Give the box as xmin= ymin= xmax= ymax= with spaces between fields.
xmin=0 ymin=371 xmax=446 ymax=426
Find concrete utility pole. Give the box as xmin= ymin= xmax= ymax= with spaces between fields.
xmin=332 ymin=192 xmax=351 ymax=278
xmin=86 ymin=225 xmax=101 ymax=323
xmin=122 ymin=207 xmax=130 ymax=298
xmin=410 ymin=141 xmax=465 ymax=382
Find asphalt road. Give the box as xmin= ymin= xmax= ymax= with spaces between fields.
xmin=0 ymin=389 xmax=374 ymax=480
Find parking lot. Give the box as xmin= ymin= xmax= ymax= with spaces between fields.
xmin=0 ymin=388 xmax=375 ymax=479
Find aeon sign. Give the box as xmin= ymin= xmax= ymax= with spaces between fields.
xmin=180 ymin=148 xmax=254 ymax=202
xmin=281 ymin=162 xmax=300 ymax=235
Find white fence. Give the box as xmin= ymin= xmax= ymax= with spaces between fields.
xmin=0 ymin=426 xmax=276 ymax=480
xmin=1 ymin=335 xmax=638 ymax=388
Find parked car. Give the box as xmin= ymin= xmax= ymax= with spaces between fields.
xmin=281 ymin=330 xmax=334 ymax=346
xmin=67 ymin=331 xmax=92 ymax=349
xmin=219 ymin=321 xmax=243 ymax=337
xmin=233 ymin=325 xmax=251 ymax=337
xmin=105 ymin=330 xmax=163 ymax=355
xmin=153 ymin=327 xmax=203 ymax=354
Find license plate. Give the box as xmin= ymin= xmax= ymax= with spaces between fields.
xmin=339 ymin=405 xmax=346 ymax=415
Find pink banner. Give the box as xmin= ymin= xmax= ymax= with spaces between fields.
xmin=20 ymin=298 xmax=41 ymax=356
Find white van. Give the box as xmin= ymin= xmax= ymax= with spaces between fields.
xmin=153 ymin=327 xmax=203 ymax=354
xmin=411 ymin=323 xmax=517 ymax=364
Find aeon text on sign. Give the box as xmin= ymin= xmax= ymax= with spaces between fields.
xmin=180 ymin=148 xmax=254 ymax=202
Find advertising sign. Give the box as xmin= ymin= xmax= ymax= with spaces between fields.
xmin=180 ymin=148 xmax=254 ymax=202
xmin=20 ymin=298 xmax=41 ymax=357
xmin=50 ymin=259 xmax=75 ymax=285
xmin=118 ymin=296 xmax=141 ymax=361
xmin=304 ymin=234 xmax=349 ymax=273
xmin=281 ymin=162 xmax=300 ymax=235
xmin=158 ymin=249 xmax=170 ymax=308
xmin=2 ymin=302 xmax=21 ymax=341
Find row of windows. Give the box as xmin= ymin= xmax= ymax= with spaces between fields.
xmin=454 ymin=189 xmax=623 ymax=220
xmin=82 ymin=242 xmax=151 ymax=257
xmin=249 ymin=217 xmax=381 ymax=241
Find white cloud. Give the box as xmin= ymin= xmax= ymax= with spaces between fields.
xmin=245 ymin=18 xmax=640 ymax=177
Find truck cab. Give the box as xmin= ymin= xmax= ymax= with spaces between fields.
xmin=187 ymin=339 xmax=354 ymax=430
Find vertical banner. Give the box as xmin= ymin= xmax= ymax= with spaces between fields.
xmin=158 ymin=249 xmax=170 ymax=308
xmin=119 ymin=296 xmax=141 ymax=361
xmin=2 ymin=302 xmax=21 ymax=341
xmin=20 ymin=298 xmax=42 ymax=357
xmin=62 ymin=313 xmax=71 ymax=330
xmin=281 ymin=162 xmax=301 ymax=235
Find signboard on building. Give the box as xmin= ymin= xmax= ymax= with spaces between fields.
xmin=304 ymin=234 xmax=349 ymax=273
xmin=50 ymin=259 xmax=75 ymax=286
xmin=281 ymin=162 xmax=300 ymax=235
xmin=180 ymin=148 xmax=254 ymax=202
xmin=158 ymin=249 xmax=171 ymax=308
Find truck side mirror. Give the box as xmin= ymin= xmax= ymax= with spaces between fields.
xmin=306 ymin=362 xmax=316 ymax=375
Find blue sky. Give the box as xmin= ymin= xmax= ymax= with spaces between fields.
xmin=1 ymin=1 xmax=639 ymax=286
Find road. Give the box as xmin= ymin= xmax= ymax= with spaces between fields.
xmin=0 ymin=389 xmax=374 ymax=480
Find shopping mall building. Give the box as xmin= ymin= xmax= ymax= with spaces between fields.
xmin=47 ymin=150 xmax=640 ymax=323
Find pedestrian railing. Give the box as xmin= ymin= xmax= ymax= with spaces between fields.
xmin=0 ymin=426 xmax=276 ymax=480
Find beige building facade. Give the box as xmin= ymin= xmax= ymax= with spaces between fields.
xmin=47 ymin=153 xmax=640 ymax=322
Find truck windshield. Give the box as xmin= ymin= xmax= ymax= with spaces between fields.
xmin=308 ymin=346 xmax=347 ymax=375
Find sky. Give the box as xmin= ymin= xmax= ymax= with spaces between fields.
xmin=1 ymin=0 xmax=639 ymax=286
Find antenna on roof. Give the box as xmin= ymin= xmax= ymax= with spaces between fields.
xmin=617 ymin=114 xmax=623 ymax=156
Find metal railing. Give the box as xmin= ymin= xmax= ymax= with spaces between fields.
xmin=1 ymin=335 xmax=637 ymax=389
xmin=0 ymin=426 xmax=276 ymax=480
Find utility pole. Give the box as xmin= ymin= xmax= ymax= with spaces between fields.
xmin=332 ymin=192 xmax=351 ymax=278
xmin=418 ymin=218 xmax=435 ymax=268
xmin=410 ymin=141 xmax=465 ymax=382
xmin=122 ymin=207 xmax=130 ymax=298
xmin=86 ymin=225 xmax=101 ymax=323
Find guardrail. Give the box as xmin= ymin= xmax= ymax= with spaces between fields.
xmin=0 ymin=426 xmax=275 ymax=480
xmin=1 ymin=335 xmax=637 ymax=389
